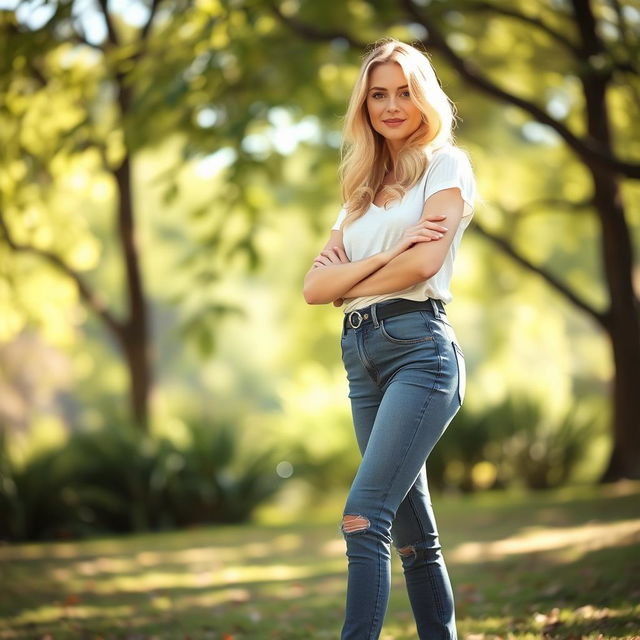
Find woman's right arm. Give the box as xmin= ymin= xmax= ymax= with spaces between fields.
xmin=303 ymin=215 xmax=448 ymax=305
xmin=303 ymin=230 xmax=389 ymax=305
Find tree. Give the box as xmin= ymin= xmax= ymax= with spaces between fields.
xmin=0 ymin=0 xmax=296 ymax=431
xmin=0 ymin=3 xmax=168 ymax=431
xmin=266 ymin=0 xmax=640 ymax=480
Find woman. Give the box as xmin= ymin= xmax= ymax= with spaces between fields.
xmin=303 ymin=38 xmax=476 ymax=640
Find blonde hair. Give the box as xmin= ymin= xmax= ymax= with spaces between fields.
xmin=339 ymin=38 xmax=458 ymax=226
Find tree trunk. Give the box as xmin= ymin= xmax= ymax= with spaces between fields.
xmin=602 ymin=324 xmax=640 ymax=480
xmin=575 ymin=0 xmax=640 ymax=480
xmin=592 ymin=163 xmax=640 ymax=482
xmin=114 ymin=154 xmax=152 ymax=432
xmin=121 ymin=326 xmax=152 ymax=432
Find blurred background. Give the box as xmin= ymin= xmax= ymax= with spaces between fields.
xmin=0 ymin=0 xmax=639 ymax=543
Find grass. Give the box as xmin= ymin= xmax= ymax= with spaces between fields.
xmin=0 ymin=481 xmax=639 ymax=639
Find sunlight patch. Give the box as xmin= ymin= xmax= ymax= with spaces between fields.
xmin=450 ymin=518 xmax=640 ymax=563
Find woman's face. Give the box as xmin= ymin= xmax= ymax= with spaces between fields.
xmin=366 ymin=62 xmax=422 ymax=151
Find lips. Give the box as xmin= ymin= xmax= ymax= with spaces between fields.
xmin=383 ymin=119 xmax=406 ymax=126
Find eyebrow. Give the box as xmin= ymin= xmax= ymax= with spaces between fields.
xmin=369 ymin=84 xmax=409 ymax=91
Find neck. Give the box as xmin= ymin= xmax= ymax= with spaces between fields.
xmin=386 ymin=141 xmax=403 ymax=168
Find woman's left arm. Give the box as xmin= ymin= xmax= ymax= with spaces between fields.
xmin=341 ymin=188 xmax=465 ymax=298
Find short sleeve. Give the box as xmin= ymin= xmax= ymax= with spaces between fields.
xmin=423 ymin=147 xmax=476 ymax=216
xmin=332 ymin=206 xmax=347 ymax=230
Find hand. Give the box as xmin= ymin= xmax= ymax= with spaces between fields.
xmin=382 ymin=215 xmax=448 ymax=262
xmin=312 ymin=245 xmax=350 ymax=269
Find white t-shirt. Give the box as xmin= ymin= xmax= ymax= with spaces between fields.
xmin=331 ymin=144 xmax=476 ymax=314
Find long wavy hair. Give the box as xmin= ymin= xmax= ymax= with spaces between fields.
xmin=339 ymin=38 xmax=458 ymax=226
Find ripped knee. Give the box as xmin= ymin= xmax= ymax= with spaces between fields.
xmin=397 ymin=544 xmax=417 ymax=558
xmin=341 ymin=514 xmax=370 ymax=534
xmin=396 ymin=540 xmax=442 ymax=561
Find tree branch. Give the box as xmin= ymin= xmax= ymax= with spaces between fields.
xmin=268 ymin=1 xmax=365 ymax=48
xmin=141 ymin=0 xmax=162 ymax=40
xmin=70 ymin=33 xmax=105 ymax=52
xmin=604 ymin=0 xmax=640 ymax=77
xmin=472 ymin=218 xmax=607 ymax=326
xmin=271 ymin=0 xmax=640 ymax=177
xmin=505 ymin=195 xmax=594 ymax=218
xmin=608 ymin=0 xmax=638 ymax=60
xmin=399 ymin=0 xmax=640 ymax=179
xmin=97 ymin=0 xmax=119 ymax=46
xmin=465 ymin=1 xmax=581 ymax=56
xmin=0 ymin=212 xmax=124 ymax=337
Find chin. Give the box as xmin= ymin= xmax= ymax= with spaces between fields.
xmin=383 ymin=132 xmax=408 ymax=143
xmin=377 ymin=128 xmax=405 ymax=139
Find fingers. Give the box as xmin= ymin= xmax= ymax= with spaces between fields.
xmin=333 ymin=246 xmax=350 ymax=263
xmin=319 ymin=247 xmax=349 ymax=264
xmin=406 ymin=227 xmax=443 ymax=241
xmin=416 ymin=219 xmax=448 ymax=233
xmin=312 ymin=254 xmax=334 ymax=267
xmin=312 ymin=246 xmax=349 ymax=269
xmin=411 ymin=220 xmax=448 ymax=238
xmin=406 ymin=235 xmax=432 ymax=244
xmin=422 ymin=222 xmax=448 ymax=233
xmin=322 ymin=248 xmax=344 ymax=264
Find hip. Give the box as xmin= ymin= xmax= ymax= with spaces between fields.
xmin=339 ymin=298 xmax=466 ymax=402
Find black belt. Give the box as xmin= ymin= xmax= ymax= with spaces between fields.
xmin=343 ymin=298 xmax=445 ymax=330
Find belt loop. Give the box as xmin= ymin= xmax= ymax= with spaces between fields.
xmin=429 ymin=298 xmax=441 ymax=319
xmin=370 ymin=303 xmax=380 ymax=328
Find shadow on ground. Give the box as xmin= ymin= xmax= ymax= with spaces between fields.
xmin=1 ymin=482 xmax=639 ymax=639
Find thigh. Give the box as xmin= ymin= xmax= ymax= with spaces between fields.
xmin=349 ymin=389 xmax=383 ymax=456
xmin=341 ymin=330 xmax=383 ymax=456
xmin=344 ymin=365 xmax=459 ymax=528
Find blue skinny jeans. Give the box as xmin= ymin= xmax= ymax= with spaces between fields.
xmin=338 ymin=298 xmax=465 ymax=640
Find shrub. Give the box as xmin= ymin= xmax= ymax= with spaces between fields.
xmin=0 ymin=417 xmax=285 ymax=542
xmin=428 ymin=396 xmax=598 ymax=492
xmin=164 ymin=418 xmax=284 ymax=525
xmin=502 ymin=398 xmax=595 ymax=489
xmin=0 ymin=429 xmax=80 ymax=540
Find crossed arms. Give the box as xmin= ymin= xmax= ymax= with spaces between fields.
xmin=303 ymin=187 xmax=466 ymax=305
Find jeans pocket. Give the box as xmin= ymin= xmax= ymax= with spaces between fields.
xmin=378 ymin=312 xmax=434 ymax=345
xmin=452 ymin=342 xmax=466 ymax=406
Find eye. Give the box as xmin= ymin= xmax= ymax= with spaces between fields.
xmin=400 ymin=90 xmax=411 ymax=98
xmin=371 ymin=92 xmax=385 ymax=99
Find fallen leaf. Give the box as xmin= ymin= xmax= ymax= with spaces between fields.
xmin=573 ymin=604 xmax=610 ymax=620
xmin=541 ymin=607 xmax=562 ymax=634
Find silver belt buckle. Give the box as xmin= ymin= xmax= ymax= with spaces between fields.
xmin=348 ymin=310 xmax=363 ymax=329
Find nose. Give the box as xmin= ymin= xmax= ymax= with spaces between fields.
xmin=386 ymin=96 xmax=400 ymax=113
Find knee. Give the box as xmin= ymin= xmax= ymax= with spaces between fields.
xmin=340 ymin=513 xmax=371 ymax=535
xmin=396 ymin=538 xmax=443 ymax=563
xmin=398 ymin=544 xmax=417 ymax=559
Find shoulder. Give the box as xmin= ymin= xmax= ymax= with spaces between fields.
xmin=426 ymin=144 xmax=473 ymax=170
xmin=422 ymin=145 xmax=475 ymax=189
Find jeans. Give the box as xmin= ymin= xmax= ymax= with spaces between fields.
xmin=338 ymin=298 xmax=465 ymax=640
